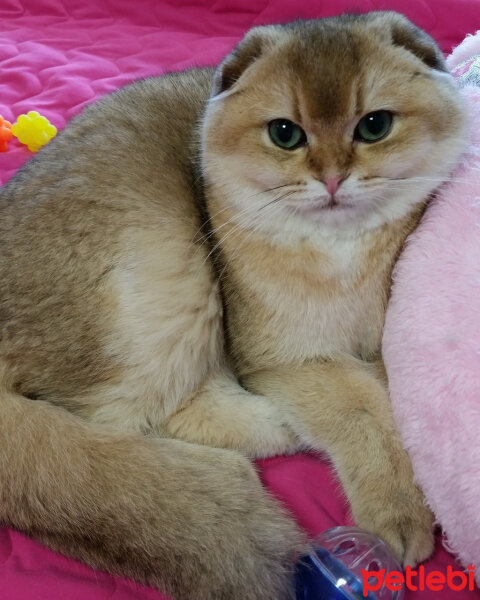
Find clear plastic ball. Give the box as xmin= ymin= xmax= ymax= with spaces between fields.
xmin=295 ymin=526 xmax=404 ymax=600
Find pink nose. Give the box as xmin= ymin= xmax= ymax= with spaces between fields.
xmin=321 ymin=174 xmax=344 ymax=196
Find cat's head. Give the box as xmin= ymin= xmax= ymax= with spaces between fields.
xmin=202 ymin=12 xmax=466 ymax=240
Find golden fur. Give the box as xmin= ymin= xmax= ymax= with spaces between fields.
xmin=0 ymin=12 xmax=465 ymax=600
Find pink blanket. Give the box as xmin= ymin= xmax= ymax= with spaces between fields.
xmin=383 ymin=33 xmax=480 ymax=587
xmin=1 ymin=1 xmax=480 ymax=598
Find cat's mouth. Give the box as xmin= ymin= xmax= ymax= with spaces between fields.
xmin=326 ymin=197 xmax=344 ymax=209
xmin=290 ymin=198 xmax=354 ymax=215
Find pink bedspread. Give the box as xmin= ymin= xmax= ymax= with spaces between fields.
xmin=1 ymin=1 xmax=480 ymax=598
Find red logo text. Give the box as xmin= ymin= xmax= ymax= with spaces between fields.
xmin=361 ymin=564 xmax=476 ymax=596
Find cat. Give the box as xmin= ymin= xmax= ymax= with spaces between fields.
xmin=0 ymin=11 xmax=465 ymax=600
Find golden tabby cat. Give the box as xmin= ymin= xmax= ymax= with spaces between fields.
xmin=0 ymin=11 xmax=465 ymax=600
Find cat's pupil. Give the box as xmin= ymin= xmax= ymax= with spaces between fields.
xmin=268 ymin=119 xmax=306 ymax=150
xmin=276 ymin=121 xmax=294 ymax=143
xmin=365 ymin=113 xmax=385 ymax=135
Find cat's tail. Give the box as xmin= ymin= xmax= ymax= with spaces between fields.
xmin=0 ymin=378 xmax=304 ymax=600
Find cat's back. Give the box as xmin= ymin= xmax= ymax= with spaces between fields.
xmin=0 ymin=67 xmax=214 ymax=281
xmin=0 ymin=67 xmax=213 ymax=215
xmin=0 ymin=68 xmax=216 ymax=397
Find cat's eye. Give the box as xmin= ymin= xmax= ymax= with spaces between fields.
xmin=268 ymin=119 xmax=307 ymax=150
xmin=354 ymin=111 xmax=393 ymax=143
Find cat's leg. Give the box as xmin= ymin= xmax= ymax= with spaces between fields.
xmin=241 ymin=354 xmax=434 ymax=567
xmin=0 ymin=373 xmax=306 ymax=600
xmin=80 ymin=225 xmax=300 ymax=458
xmin=163 ymin=369 xmax=301 ymax=457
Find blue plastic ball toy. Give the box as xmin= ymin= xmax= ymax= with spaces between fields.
xmin=295 ymin=527 xmax=404 ymax=600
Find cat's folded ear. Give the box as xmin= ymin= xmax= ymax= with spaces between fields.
xmin=212 ymin=26 xmax=281 ymax=97
xmin=371 ymin=12 xmax=447 ymax=72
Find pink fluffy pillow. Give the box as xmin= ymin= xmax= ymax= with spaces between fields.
xmin=383 ymin=32 xmax=480 ymax=580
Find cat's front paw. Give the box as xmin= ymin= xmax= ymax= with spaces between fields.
xmin=353 ymin=483 xmax=434 ymax=567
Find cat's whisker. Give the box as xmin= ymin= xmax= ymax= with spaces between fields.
xmin=191 ymin=203 xmax=238 ymax=246
xmin=254 ymin=183 xmax=298 ymax=196
xmin=258 ymin=190 xmax=299 ymax=211
xmin=198 ymin=217 xmax=253 ymax=264
xmin=201 ymin=206 xmax=266 ymax=266
xmin=205 ymin=189 xmax=297 ymax=268
xmin=204 ymin=217 xmax=255 ymax=268
xmin=193 ymin=200 xmax=264 ymax=255
xmin=191 ymin=186 xmax=277 ymax=245
xmin=388 ymin=175 xmax=474 ymax=184
xmin=217 ymin=200 xmax=288 ymax=280
xmin=364 ymin=174 xmax=476 ymax=188
xmin=191 ymin=185 xmax=299 ymax=248
xmin=203 ymin=188 xmax=300 ymax=250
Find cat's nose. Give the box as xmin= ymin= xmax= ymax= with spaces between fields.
xmin=321 ymin=174 xmax=345 ymax=196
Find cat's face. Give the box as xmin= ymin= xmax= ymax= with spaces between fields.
xmin=202 ymin=13 xmax=465 ymax=240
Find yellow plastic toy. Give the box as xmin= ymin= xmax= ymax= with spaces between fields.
xmin=11 ymin=110 xmax=57 ymax=152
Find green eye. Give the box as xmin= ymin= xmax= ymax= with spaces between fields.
xmin=268 ymin=119 xmax=307 ymax=150
xmin=354 ymin=110 xmax=393 ymax=143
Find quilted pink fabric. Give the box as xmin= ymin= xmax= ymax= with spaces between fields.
xmin=1 ymin=1 xmax=480 ymax=599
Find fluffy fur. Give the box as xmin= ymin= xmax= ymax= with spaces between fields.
xmin=384 ymin=32 xmax=480 ymax=582
xmin=0 ymin=12 xmax=466 ymax=600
